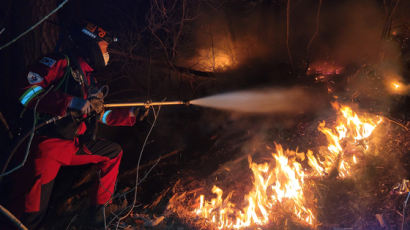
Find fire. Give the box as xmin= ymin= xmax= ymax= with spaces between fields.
xmin=383 ymin=72 xmax=409 ymax=95
xmin=313 ymin=103 xmax=383 ymax=177
xmin=388 ymin=80 xmax=410 ymax=95
xmin=392 ymin=82 xmax=401 ymax=89
xmin=197 ymin=48 xmax=235 ymax=72
xmin=167 ymin=103 xmax=383 ymax=229
xmin=170 ymin=146 xmax=315 ymax=229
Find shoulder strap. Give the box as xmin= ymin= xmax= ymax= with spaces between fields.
xmin=67 ymin=52 xmax=91 ymax=98
xmin=53 ymin=55 xmax=71 ymax=92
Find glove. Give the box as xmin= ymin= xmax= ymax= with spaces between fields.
xmin=88 ymin=85 xmax=108 ymax=100
xmin=130 ymin=107 xmax=149 ymax=121
xmin=69 ymin=97 xmax=93 ymax=115
xmin=88 ymin=86 xmax=106 ymax=114
xmin=90 ymin=97 xmax=104 ymax=114
xmin=89 ymin=90 xmax=104 ymax=100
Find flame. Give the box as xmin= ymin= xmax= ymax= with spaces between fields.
xmin=170 ymin=145 xmax=315 ymax=229
xmin=388 ymin=80 xmax=409 ymax=95
xmin=383 ymin=72 xmax=409 ymax=95
xmin=167 ymin=103 xmax=383 ymax=229
xmin=196 ymin=48 xmax=235 ymax=72
xmin=392 ymin=82 xmax=401 ymax=89
xmin=313 ymin=103 xmax=383 ymax=177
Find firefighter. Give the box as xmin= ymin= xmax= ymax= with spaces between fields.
xmin=7 ymin=22 xmax=146 ymax=229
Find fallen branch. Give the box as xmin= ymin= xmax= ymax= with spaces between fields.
xmin=100 ymin=149 xmax=175 ymax=216
xmin=0 ymin=204 xmax=28 ymax=230
xmin=119 ymin=149 xmax=181 ymax=180
xmin=65 ymin=214 xmax=78 ymax=230
xmin=0 ymin=111 xmax=13 ymax=139
xmin=384 ymin=116 xmax=409 ymax=131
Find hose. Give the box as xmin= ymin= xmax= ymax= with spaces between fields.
xmin=0 ymin=115 xmax=66 ymax=179
xmin=0 ymin=85 xmax=56 ymax=179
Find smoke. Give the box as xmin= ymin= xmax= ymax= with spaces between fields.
xmin=311 ymin=1 xmax=384 ymax=64
xmin=175 ymin=1 xmax=284 ymax=72
xmin=191 ymin=87 xmax=326 ymax=114
xmin=303 ymin=0 xmax=409 ymax=110
xmin=175 ymin=1 xmax=400 ymax=70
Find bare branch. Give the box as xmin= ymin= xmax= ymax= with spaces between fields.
xmin=306 ymin=0 xmax=322 ymax=58
xmin=381 ymin=0 xmax=401 ymax=39
xmin=0 ymin=0 xmax=69 ymax=51
xmin=286 ymin=0 xmax=294 ymax=73
xmin=114 ymin=104 xmax=163 ymax=229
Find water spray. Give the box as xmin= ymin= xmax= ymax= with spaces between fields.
xmin=104 ymin=87 xmax=323 ymax=114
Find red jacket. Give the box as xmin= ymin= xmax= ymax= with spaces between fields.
xmin=19 ymin=54 xmax=136 ymax=139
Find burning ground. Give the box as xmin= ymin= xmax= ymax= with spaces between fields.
xmin=146 ymin=102 xmax=408 ymax=230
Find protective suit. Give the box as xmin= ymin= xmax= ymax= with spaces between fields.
xmin=8 ymin=47 xmax=140 ymax=228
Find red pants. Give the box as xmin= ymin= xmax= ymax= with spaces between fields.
xmin=8 ymin=137 xmax=123 ymax=229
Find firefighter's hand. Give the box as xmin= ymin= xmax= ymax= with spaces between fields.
xmin=130 ymin=107 xmax=149 ymax=121
xmin=90 ymin=98 xmax=104 ymax=114
xmin=88 ymin=85 xmax=108 ymax=100
xmin=89 ymin=91 xmax=104 ymax=100
xmin=68 ymin=97 xmax=93 ymax=115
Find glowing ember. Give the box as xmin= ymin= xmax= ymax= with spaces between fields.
xmin=196 ymin=48 xmax=235 ymax=72
xmin=307 ymin=61 xmax=344 ymax=76
xmin=392 ymin=82 xmax=401 ymax=89
xmin=383 ymin=73 xmax=409 ymax=95
xmin=167 ymin=103 xmax=383 ymax=229
xmin=386 ymin=80 xmax=409 ymax=95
